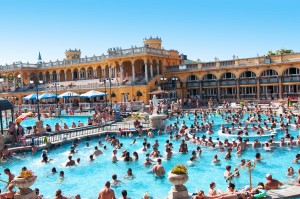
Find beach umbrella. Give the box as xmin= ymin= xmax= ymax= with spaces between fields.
xmin=23 ymin=93 xmax=37 ymax=100
xmin=58 ymin=91 xmax=80 ymax=98
xmin=80 ymin=90 xmax=107 ymax=98
xmin=38 ymin=92 xmax=57 ymax=100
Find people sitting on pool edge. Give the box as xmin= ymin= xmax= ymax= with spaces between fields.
xmin=264 ymin=173 xmax=283 ymax=189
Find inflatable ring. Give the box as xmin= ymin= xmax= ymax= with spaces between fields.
xmin=254 ymin=189 xmax=267 ymax=198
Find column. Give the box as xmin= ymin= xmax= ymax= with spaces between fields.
xmin=102 ymin=69 xmax=106 ymax=78
xmin=120 ymin=64 xmax=123 ymax=83
xmin=43 ymin=74 xmax=46 ymax=83
xmin=114 ymin=67 xmax=117 ymax=78
xmin=256 ymin=78 xmax=260 ymax=100
xmin=217 ymin=80 xmax=221 ymax=101
xmin=20 ymin=76 xmax=23 ymax=89
xmin=199 ymin=81 xmax=202 ymax=100
xmin=93 ymin=70 xmax=97 ymax=78
xmin=132 ymin=63 xmax=135 ymax=82
xmin=65 ymin=73 xmax=67 ymax=81
xmin=108 ymin=66 xmax=112 ymax=78
xmin=50 ymin=73 xmax=53 ymax=82
xmin=237 ymin=79 xmax=240 ymax=100
xmin=144 ymin=63 xmax=148 ymax=82
xmin=150 ymin=63 xmax=153 ymax=78
xmin=71 ymin=71 xmax=74 ymax=81
xmin=57 ymin=74 xmax=60 ymax=82
xmin=279 ymin=76 xmax=282 ymax=99
xmin=157 ymin=63 xmax=159 ymax=75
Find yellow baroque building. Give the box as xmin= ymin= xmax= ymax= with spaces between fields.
xmin=0 ymin=37 xmax=300 ymax=105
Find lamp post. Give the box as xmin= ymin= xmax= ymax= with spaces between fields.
xmin=100 ymin=78 xmax=108 ymax=107
xmin=109 ymin=77 xmax=112 ymax=109
xmin=161 ymin=76 xmax=167 ymax=102
xmin=172 ymin=77 xmax=179 ymax=99
xmin=52 ymin=82 xmax=59 ymax=108
xmin=0 ymin=78 xmax=4 ymax=92
xmin=30 ymin=75 xmax=43 ymax=121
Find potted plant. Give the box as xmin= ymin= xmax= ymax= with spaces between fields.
xmin=168 ymin=164 xmax=188 ymax=190
xmin=11 ymin=169 xmax=37 ymax=194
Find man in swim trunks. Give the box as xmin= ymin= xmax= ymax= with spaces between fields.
xmin=264 ymin=173 xmax=283 ymax=189
xmin=66 ymin=156 xmax=76 ymax=166
xmin=152 ymin=158 xmax=165 ymax=177
xmin=98 ymin=181 xmax=116 ymax=199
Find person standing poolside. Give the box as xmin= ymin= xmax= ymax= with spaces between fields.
xmin=152 ymin=158 xmax=165 ymax=177
xmin=264 ymin=173 xmax=283 ymax=189
xmin=98 ymin=181 xmax=116 ymax=199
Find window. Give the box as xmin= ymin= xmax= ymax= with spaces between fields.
xmin=187 ymin=75 xmax=199 ymax=82
xmin=240 ymin=71 xmax=256 ymax=78
xmin=283 ymin=68 xmax=300 ymax=75
xmin=261 ymin=70 xmax=278 ymax=77
xmin=203 ymin=74 xmax=217 ymax=80
xmin=221 ymin=73 xmax=236 ymax=79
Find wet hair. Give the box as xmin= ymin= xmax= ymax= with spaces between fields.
xmin=226 ymin=165 xmax=231 ymax=170
xmin=4 ymin=168 xmax=10 ymax=172
xmin=228 ymin=183 xmax=235 ymax=189
xmin=52 ymin=167 xmax=57 ymax=173
xmin=210 ymin=182 xmax=215 ymax=188
xmin=56 ymin=189 xmax=62 ymax=196
xmin=121 ymin=190 xmax=127 ymax=197
xmin=112 ymin=174 xmax=117 ymax=180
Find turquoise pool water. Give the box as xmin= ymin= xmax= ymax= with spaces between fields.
xmin=2 ymin=116 xmax=90 ymax=129
xmin=0 ymin=113 xmax=299 ymax=199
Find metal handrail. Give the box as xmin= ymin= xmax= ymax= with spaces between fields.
xmin=225 ymin=159 xmax=256 ymax=189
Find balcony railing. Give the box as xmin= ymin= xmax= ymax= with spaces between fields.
xmin=202 ymin=81 xmax=217 ymax=87
xmin=259 ymin=77 xmax=279 ymax=84
xmin=186 ymin=81 xmax=199 ymax=87
xmin=282 ymin=76 xmax=300 ymax=83
xmin=220 ymin=79 xmax=236 ymax=86
xmin=240 ymin=94 xmax=257 ymax=99
xmin=239 ymin=79 xmax=257 ymax=85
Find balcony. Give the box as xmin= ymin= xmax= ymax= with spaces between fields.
xmin=239 ymin=78 xmax=257 ymax=85
xmin=220 ymin=79 xmax=236 ymax=86
xmin=240 ymin=94 xmax=257 ymax=99
xmin=221 ymin=94 xmax=236 ymax=99
xmin=259 ymin=77 xmax=279 ymax=84
xmin=282 ymin=76 xmax=300 ymax=83
xmin=202 ymin=81 xmax=217 ymax=87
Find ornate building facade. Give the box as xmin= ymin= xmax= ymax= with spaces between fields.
xmin=0 ymin=37 xmax=300 ymax=104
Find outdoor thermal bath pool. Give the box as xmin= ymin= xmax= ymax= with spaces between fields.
xmin=0 ymin=113 xmax=299 ymax=198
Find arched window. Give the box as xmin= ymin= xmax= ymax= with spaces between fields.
xmin=221 ymin=72 xmax=236 ymax=79
xmin=80 ymin=70 xmax=85 ymax=79
xmin=261 ymin=69 xmax=278 ymax=77
xmin=283 ymin=67 xmax=300 ymax=76
xmin=203 ymin=74 xmax=217 ymax=81
xmin=240 ymin=71 xmax=256 ymax=78
xmin=187 ymin=75 xmax=199 ymax=82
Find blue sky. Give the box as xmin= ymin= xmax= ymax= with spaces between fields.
xmin=0 ymin=0 xmax=299 ymax=65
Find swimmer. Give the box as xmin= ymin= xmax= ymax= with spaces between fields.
xmin=124 ymin=168 xmax=134 ymax=179
xmin=111 ymin=150 xmax=118 ymax=163
xmin=111 ymin=174 xmax=122 ymax=185
xmin=212 ymin=154 xmax=220 ymax=164
xmin=293 ymin=154 xmax=300 ymax=164
xmin=93 ymin=146 xmax=103 ymax=156
xmin=152 ymin=158 xmax=165 ymax=177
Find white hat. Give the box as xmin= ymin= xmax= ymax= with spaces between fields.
xmin=244 ymin=185 xmax=250 ymax=191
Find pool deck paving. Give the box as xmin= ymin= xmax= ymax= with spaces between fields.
xmin=266 ymin=186 xmax=300 ymax=199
